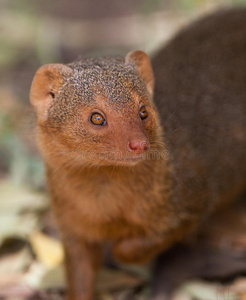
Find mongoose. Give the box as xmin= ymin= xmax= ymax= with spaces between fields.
xmin=30 ymin=8 xmax=246 ymax=300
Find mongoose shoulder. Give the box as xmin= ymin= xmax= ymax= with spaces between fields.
xmin=30 ymin=7 xmax=246 ymax=300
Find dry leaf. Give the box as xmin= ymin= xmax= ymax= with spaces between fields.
xmin=0 ymin=246 xmax=32 ymax=275
xmin=38 ymin=264 xmax=65 ymax=290
xmin=172 ymin=290 xmax=192 ymax=300
xmin=29 ymin=232 xmax=64 ymax=268
xmin=183 ymin=280 xmax=237 ymax=300
xmin=96 ymin=268 xmax=144 ymax=292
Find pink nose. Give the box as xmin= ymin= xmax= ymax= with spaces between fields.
xmin=128 ymin=140 xmax=150 ymax=154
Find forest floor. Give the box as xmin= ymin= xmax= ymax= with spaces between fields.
xmin=1 ymin=1 xmax=246 ymax=299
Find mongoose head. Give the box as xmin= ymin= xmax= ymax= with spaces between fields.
xmin=30 ymin=51 xmax=162 ymax=168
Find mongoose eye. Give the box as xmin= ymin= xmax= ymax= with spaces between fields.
xmin=139 ymin=106 xmax=148 ymax=120
xmin=90 ymin=113 xmax=106 ymax=126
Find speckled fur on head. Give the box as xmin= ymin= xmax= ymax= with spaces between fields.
xmin=48 ymin=56 xmax=148 ymax=124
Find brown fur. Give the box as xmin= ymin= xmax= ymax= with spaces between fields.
xmin=30 ymin=8 xmax=246 ymax=300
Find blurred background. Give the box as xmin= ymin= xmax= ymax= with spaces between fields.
xmin=0 ymin=0 xmax=246 ymax=299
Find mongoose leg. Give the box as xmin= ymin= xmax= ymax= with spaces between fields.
xmin=113 ymin=235 xmax=167 ymax=264
xmin=63 ymin=236 xmax=102 ymax=300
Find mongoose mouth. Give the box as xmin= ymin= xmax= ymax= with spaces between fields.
xmin=118 ymin=156 xmax=144 ymax=162
xmin=105 ymin=153 xmax=148 ymax=166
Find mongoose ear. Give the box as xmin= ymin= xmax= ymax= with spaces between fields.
xmin=125 ymin=50 xmax=154 ymax=97
xmin=30 ymin=64 xmax=72 ymax=122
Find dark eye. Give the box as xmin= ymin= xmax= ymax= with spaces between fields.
xmin=90 ymin=113 xmax=106 ymax=126
xmin=139 ymin=105 xmax=148 ymax=120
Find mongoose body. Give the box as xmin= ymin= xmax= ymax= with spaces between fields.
xmin=30 ymin=8 xmax=246 ymax=300
xmin=152 ymin=7 xmax=246 ymax=230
